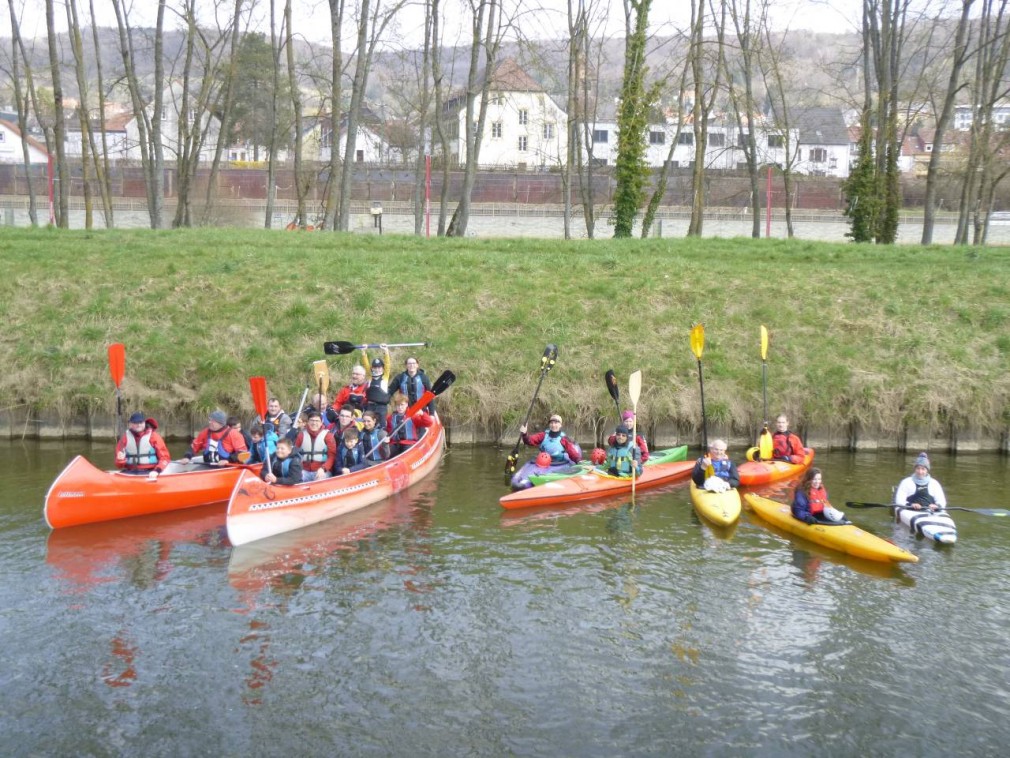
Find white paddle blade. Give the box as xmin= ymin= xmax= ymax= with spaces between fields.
xmin=629 ymin=370 xmax=642 ymax=406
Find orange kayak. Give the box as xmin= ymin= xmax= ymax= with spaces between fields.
xmin=226 ymin=417 xmax=446 ymax=547
xmin=738 ymin=448 xmax=815 ymax=487
xmin=500 ymin=460 xmax=695 ymax=509
xmin=44 ymin=455 xmax=253 ymax=529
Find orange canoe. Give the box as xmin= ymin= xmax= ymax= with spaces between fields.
xmin=737 ymin=448 xmax=815 ymax=487
xmin=226 ymin=417 xmax=446 ymax=547
xmin=500 ymin=460 xmax=695 ymax=509
xmin=44 ymin=455 xmax=253 ymax=529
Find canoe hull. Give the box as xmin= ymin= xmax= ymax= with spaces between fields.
xmin=500 ymin=460 xmax=695 ymax=509
xmin=44 ymin=455 xmax=250 ymax=529
xmin=690 ymin=481 xmax=742 ymax=526
xmin=895 ymin=506 xmax=957 ymax=544
xmin=744 ymin=492 xmax=918 ymax=563
xmin=226 ymin=419 xmax=445 ymax=546
xmin=738 ymin=448 xmax=815 ymax=486
xmin=527 ymin=445 xmax=688 ymax=486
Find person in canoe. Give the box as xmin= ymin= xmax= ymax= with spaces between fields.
xmin=359 ymin=410 xmax=390 ymax=463
xmin=392 ymin=355 xmax=435 ymax=413
xmin=361 ymin=346 xmax=393 ymax=428
xmin=115 ymin=411 xmax=171 ymax=479
xmin=261 ymin=437 xmax=302 ymax=486
xmin=604 ymin=425 xmax=643 ymax=477
xmin=607 ymin=410 xmax=649 ymax=462
xmin=182 ymin=410 xmax=249 ymax=466
xmin=295 ymin=411 xmax=336 ymax=482
xmin=691 ymin=439 xmax=740 ymax=492
xmin=894 ymin=452 xmax=946 ymax=512
xmin=386 ymin=392 xmax=434 ymax=455
xmin=333 ymin=404 xmax=363 ymax=437
xmin=335 ymin=427 xmax=368 ymax=475
xmin=265 ymin=397 xmax=293 ymax=438
xmin=771 ymin=414 xmax=806 ymax=463
xmin=791 ymin=467 xmax=847 ymax=524
xmin=519 ymin=414 xmax=582 ymax=466
xmin=228 ymin=416 xmax=254 ymax=452
xmin=247 ymin=422 xmax=279 ymax=465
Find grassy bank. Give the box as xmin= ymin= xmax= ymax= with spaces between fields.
xmin=2 ymin=226 xmax=1008 ymax=443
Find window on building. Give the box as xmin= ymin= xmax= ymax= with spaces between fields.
xmin=519 ymin=109 xmax=528 ymax=126
xmin=678 ymin=132 xmax=693 ymax=145
xmin=356 ymin=149 xmax=364 ymax=163
xmin=810 ymin=147 xmax=827 ymax=163
xmin=543 ymin=123 xmax=554 ymax=140
xmin=738 ymin=131 xmax=750 ymax=146
xmin=492 ymin=121 xmax=502 ymax=139
xmin=665 ymin=160 xmax=679 ymax=169
xmin=0 ymin=132 xmax=5 ymax=143
xmin=593 ymin=129 xmax=609 ymax=143
xmin=518 ymin=136 xmax=528 ymax=152
xmin=649 ymin=131 xmax=665 ymax=145
xmin=767 ymin=134 xmax=783 ymax=148
xmin=709 ymin=133 xmax=725 ymax=147
xmin=590 ymin=157 xmax=608 ymax=167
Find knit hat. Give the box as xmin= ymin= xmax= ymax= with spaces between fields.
xmin=615 ymin=425 xmax=631 ymax=436
xmin=621 ymin=410 xmax=635 ymax=421
xmin=914 ymin=452 xmax=930 ymax=471
xmin=128 ymin=411 xmax=145 ymax=424
xmin=209 ymin=410 xmax=227 ymax=425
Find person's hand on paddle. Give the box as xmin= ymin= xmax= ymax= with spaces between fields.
xmin=700 ymin=453 xmax=713 ymax=469
xmin=116 ymin=449 xmax=127 ymax=463
xmin=264 ymin=471 xmax=277 ymax=484
xmin=314 ymin=468 xmax=328 ymax=481
xmin=519 ymin=424 xmax=527 ymax=435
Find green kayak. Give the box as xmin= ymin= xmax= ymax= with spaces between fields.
xmin=527 ymin=445 xmax=689 ymax=486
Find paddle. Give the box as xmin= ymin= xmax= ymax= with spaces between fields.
xmin=313 ymin=359 xmax=329 ymax=409
xmin=845 ymin=501 xmax=1009 ymax=517
xmin=323 ymin=340 xmax=429 ymax=356
xmin=107 ymin=343 xmax=125 ymax=438
xmin=366 ymin=369 xmax=456 ymax=460
xmin=690 ymin=324 xmax=708 ymax=450
xmin=249 ymin=376 xmax=271 ymax=470
xmin=758 ymin=325 xmax=773 ymax=460
xmin=605 ymin=369 xmax=621 ymax=421
xmin=629 ymin=369 xmax=642 ymax=499
xmin=505 ymin=344 xmax=559 ymax=476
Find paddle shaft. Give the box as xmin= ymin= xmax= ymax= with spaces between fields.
xmin=696 ymin=358 xmax=708 ymax=450
xmin=507 ymin=368 xmax=549 ymax=465
xmin=324 ymin=340 xmax=428 ymax=355
xmin=505 ymin=347 xmax=558 ymax=474
xmin=845 ymin=500 xmax=1009 ymax=517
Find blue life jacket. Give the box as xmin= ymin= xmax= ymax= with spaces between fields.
xmin=711 ymin=458 xmax=733 ymax=481
xmin=360 ymin=428 xmax=387 ymax=460
xmin=606 ymin=442 xmax=639 ymax=476
xmin=338 ymin=443 xmax=364 ymax=471
xmin=540 ymin=431 xmax=570 ymax=464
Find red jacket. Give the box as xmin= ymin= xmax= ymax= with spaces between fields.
xmin=115 ymin=429 xmax=172 ymax=472
xmin=387 ymin=409 xmax=434 ymax=447
xmin=295 ymin=428 xmax=336 ymax=472
xmin=335 ymin=383 xmax=367 ymax=410
xmin=522 ymin=431 xmax=582 ymax=463
xmin=189 ymin=426 xmax=247 ymax=462
xmin=773 ymin=431 xmax=805 ymax=464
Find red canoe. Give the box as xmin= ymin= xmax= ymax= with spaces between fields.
xmin=226 ymin=417 xmax=446 ymax=547
xmin=44 ymin=455 xmax=254 ymax=529
xmin=499 ymin=460 xmax=696 ymax=510
xmin=737 ymin=448 xmax=815 ymax=487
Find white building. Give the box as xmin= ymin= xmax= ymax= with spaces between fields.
xmin=441 ymin=58 xmax=567 ymax=170
xmin=0 ymin=119 xmax=50 ymax=164
xmin=953 ymin=102 xmax=1010 ymax=131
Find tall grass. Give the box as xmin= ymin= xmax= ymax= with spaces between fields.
xmin=1 ymin=226 xmax=1008 ymax=439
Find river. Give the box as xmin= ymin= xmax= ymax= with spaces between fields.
xmin=3 ymin=441 xmax=1008 ymax=756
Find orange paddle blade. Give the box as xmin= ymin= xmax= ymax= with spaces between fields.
xmin=107 ymin=343 xmax=125 ymax=388
xmin=249 ymin=376 xmax=268 ymax=420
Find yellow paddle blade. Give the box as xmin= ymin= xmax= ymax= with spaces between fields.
xmin=745 ymin=446 xmax=759 ymax=462
xmin=759 ymin=427 xmax=773 ymax=460
xmin=760 ymin=325 xmax=769 ymax=361
xmin=690 ymin=323 xmax=705 ymax=360
xmin=629 ymin=370 xmax=642 ymax=407
xmin=313 ymin=359 xmax=330 ymax=395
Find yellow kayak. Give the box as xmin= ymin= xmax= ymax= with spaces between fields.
xmin=690 ymin=481 xmax=742 ymax=526
xmin=744 ymin=493 xmax=918 ymax=564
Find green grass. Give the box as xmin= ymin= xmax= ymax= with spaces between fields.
xmin=1 ymin=226 xmax=1008 ymax=438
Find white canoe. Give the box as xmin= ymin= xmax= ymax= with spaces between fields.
xmin=894 ymin=505 xmax=957 ymax=544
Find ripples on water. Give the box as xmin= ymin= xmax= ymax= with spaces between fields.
xmin=3 ymin=443 xmax=1009 ymax=755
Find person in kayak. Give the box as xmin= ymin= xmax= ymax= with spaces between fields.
xmin=182 ymin=410 xmax=248 ymax=466
xmin=894 ymin=452 xmax=946 ymax=511
xmin=791 ymin=467 xmax=846 ymax=524
xmin=519 ymin=414 xmax=582 ymax=465
xmin=771 ymin=414 xmax=806 ymax=463
xmin=607 ymin=410 xmax=649 ymax=462
xmin=691 ymin=439 xmax=740 ymax=492
xmin=261 ymin=437 xmax=302 ymax=486
xmin=115 ymin=411 xmax=171 ymax=479
xmin=604 ymin=425 xmax=643 ymax=477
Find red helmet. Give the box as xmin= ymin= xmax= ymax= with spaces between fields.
xmin=535 ymin=452 xmax=552 ymax=468
xmin=591 ymin=447 xmax=607 ymax=465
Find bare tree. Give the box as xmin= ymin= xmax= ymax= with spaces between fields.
xmin=321 ymin=0 xmax=347 ymax=231
xmin=5 ymin=0 xmax=39 ymax=225
xmin=87 ymin=0 xmax=115 ymax=227
xmin=44 ymin=0 xmax=69 ymax=227
xmin=265 ymin=0 xmax=284 ymax=227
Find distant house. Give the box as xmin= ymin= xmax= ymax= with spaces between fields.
xmin=953 ymin=101 xmax=1010 ymax=131
xmin=64 ymin=113 xmax=132 ymax=160
xmin=791 ymin=108 xmax=850 ymax=178
xmin=119 ymin=82 xmax=222 ymax=162
xmin=440 ymin=57 xmax=568 ymax=170
xmin=304 ymin=107 xmax=401 ymax=164
xmin=0 ymin=119 xmax=49 ymax=164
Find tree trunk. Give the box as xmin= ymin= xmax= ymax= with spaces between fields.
xmin=7 ymin=0 xmax=39 ymax=225
xmin=44 ymin=0 xmax=70 ymax=227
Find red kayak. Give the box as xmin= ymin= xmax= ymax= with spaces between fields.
xmin=500 ymin=460 xmax=695 ymax=509
xmin=737 ymin=448 xmax=815 ymax=487
xmin=44 ymin=455 xmax=254 ymax=529
xmin=226 ymin=417 xmax=446 ymax=546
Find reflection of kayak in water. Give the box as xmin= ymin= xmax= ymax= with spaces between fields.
xmin=689 ymin=482 xmax=741 ymax=526
xmin=527 ymin=445 xmax=688 ymax=486
xmin=744 ymin=493 xmax=918 ymax=563
xmin=500 ymin=459 xmax=694 ymax=509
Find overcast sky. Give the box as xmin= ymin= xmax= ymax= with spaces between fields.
xmin=7 ymin=0 xmax=866 ymax=47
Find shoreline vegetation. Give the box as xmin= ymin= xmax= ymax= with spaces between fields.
xmin=2 ymin=227 xmax=1009 ymax=452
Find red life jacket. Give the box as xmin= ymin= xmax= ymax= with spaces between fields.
xmin=808 ymin=486 xmax=829 ymax=515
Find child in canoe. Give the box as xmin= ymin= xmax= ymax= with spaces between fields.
xmin=791 ymin=468 xmax=847 ymax=524
xmin=604 ymin=425 xmax=643 ymax=477
xmin=262 ymin=437 xmax=302 ymax=486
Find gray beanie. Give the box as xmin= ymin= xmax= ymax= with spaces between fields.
xmin=915 ymin=452 xmax=930 ymax=471
xmin=209 ymin=410 xmax=227 ymax=425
